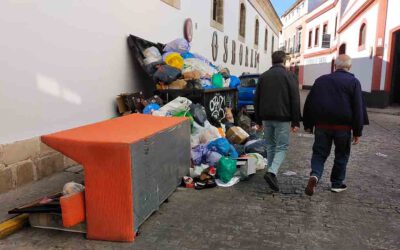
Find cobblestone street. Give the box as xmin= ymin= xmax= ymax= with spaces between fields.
xmin=1 ymin=112 xmax=400 ymax=250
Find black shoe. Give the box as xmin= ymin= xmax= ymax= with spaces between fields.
xmin=305 ymin=176 xmax=318 ymax=196
xmin=263 ymin=172 xmax=279 ymax=191
xmin=331 ymin=184 xmax=347 ymax=193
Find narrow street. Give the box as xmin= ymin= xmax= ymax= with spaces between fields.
xmin=1 ymin=112 xmax=399 ymax=250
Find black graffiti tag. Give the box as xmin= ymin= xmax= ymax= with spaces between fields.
xmin=209 ymin=94 xmax=225 ymax=120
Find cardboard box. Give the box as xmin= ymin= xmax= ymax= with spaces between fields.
xmin=226 ymin=126 xmax=249 ymax=144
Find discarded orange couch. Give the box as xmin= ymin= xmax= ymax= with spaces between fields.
xmin=41 ymin=114 xmax=190 ymax=242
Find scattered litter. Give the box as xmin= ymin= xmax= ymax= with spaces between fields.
xmin=216 ymin=177 xmax=240 ymax=187
xmin=297 ymin=133 xmax=314 ymax=138
xmin=283 ymin=171 xmax=297 ymax=176
xmin=376 ymin=152 xmax=388 ymax=158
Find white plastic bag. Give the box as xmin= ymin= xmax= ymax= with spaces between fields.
xmin=154 ymin=97 xmax=192 ymax=116
xmin=143 ymin=46 xmax=162 ymax=59
xmin=62 ymin=182 xmax=85 ymax=196
xmin=246 ymin=153 xmax=267 ymax=170
xmin=182 ymin=58 xmax=217 ymax=77
xmin=190 ymin=120 xmax=221 ymax=147
xmin=190 ymin=164 xmax=209 ymax=178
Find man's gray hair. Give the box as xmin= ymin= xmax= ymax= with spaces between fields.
xmin=335 ymin=55 xmax=352 ymax=70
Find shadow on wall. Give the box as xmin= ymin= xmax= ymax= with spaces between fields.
xmin=302 ymin=56 xmax=394 ymax=108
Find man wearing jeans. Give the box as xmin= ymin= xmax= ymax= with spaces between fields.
xmin=254 ymin=51 xmax=301 ymax=191
xmin=303 ymin=54 xmax=368 ymax=196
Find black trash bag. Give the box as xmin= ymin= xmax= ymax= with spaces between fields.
xmin=145 ymin=95 xmax=164 ymax=106
xmin=233 ymin=144 xmax=245 ymax=156
xmin=145 ymin=60 xmax=165 ymax=75
xmin=244 ymin=139 xmax=268 ymax=158
xmin=190 ymin=103 xmax=207 ymax=126
xmin=186 ymin=79 xmax=203 ymax=89
xmin=153 ymin=65 xmax=181 ymax=84
xmin=208 ymin=116 xmax=222 ymax=128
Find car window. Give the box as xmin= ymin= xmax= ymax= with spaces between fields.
xmin=240 ymin=77 xmax=258 ymax=87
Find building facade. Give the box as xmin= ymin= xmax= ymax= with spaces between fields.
xmin=0 ymin=0 xmax=281 ymax=193
xmin=302 ymin=0 xmax=400 ymax=108
xmin=279 ymin=0 xmax=308 ymax=87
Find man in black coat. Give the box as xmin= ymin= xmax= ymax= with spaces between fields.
xmin=303 ymin=54 xmax=369 ymax=196
xmin=254 ymin=51 xmax=301 ymax=191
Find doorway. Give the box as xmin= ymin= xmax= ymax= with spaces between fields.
xmin=390 ymin=31 xmax=400 ymax=104
xmin=339 ymin=43 xmax=346 ymax=55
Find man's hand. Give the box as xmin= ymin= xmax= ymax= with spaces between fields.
xmin=352 ymin=136 xmax=360 ymax=145
xmin=291 ymin=126 xmax=299 ymax=133
xmin=253 ymin=124 xmax=263 ymax=132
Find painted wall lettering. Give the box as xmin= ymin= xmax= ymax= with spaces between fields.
xmin=250 ymin=49 xmax=254 ymax=67
xmin=223 ymin=36 xmax=228 ymax=63
xmin=211 ymin=31 xmax=218 ymax=61
xmin=245 ymin=46 xmax=249 ymax=67
xmin=184 ymin=18 xmax=193 ymax=42
xmin=231 ymin=40 xmax=236 ymax=65
xmin=239 ymin=44 xmax=243 ymax=65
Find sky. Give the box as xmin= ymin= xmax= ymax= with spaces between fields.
xmin=270 ymin=0 xmax=297 ymax=17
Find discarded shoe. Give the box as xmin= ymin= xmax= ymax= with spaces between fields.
xmin=194 ymin=177 xmax=217 ymax=190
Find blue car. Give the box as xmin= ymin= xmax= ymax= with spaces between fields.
xmin=237 ymin=74 xmax=260 ymax=112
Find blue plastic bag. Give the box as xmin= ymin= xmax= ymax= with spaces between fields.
xmin=229 ymin=75 xmax=241 ymax=88
xmin=207 ymin=138 xmax=238 ymax=158
xmin=143 ymin=103 xmax=160 ymax=114
xmin=181 ymin=52 xmax=195 ymax=59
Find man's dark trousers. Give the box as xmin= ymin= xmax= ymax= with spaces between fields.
xmin=311 ymin=128 xmax=351 ymax=188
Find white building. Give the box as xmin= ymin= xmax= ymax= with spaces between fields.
xmin=0 ymin=0 xmax=281 ymax=192
xmin=279 ymin=0 xmax=308 ymax=87
xmin=302 ymin=0 xmax=400 ymax=108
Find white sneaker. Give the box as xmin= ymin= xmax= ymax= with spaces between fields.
xmin=331 ymin=184 xmax=347 ymax=193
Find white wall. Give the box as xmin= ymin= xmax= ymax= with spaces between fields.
xmin=338 ymin=3 xmax=378 ymax=92
xmin=303 ymin=55 xmax=333 ymax=85
xmin=304 ymin=7 xmax=338 ymax=54
xmin=0 ymin=0 xmax=279 ymax=144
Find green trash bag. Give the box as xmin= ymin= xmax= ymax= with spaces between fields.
xmin=217 ymin=157 xmax=237 ymax=183
xmin=173 ymin=110 xmax=194 ymax=129
xmin=211 ymin=73 xmax=224 ymax=88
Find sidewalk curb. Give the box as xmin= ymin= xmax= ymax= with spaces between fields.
xmin=0 ymin=214 xmax=29 ymax=239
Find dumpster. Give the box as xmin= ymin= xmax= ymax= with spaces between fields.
xmin=127 ymin=35 xmax=238 ymax=119
xmin=41 ymin=114 xmax=191 ymax=242
xmin=155 ymin=88 xmax=238 ymax=122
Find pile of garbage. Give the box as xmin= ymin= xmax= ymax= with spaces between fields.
xmin=139 ymin=95 xmax=267 ymax=189
xmin=141 ymin=38 xmax=241 ymax=90
xmin=124 ymin=36 xmax=268 ymax=188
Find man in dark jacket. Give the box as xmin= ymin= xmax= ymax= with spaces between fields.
xmin=254 ymin=51 xmax=301 ymax=191
xmin=303 ymin=54 xmax=369 ymax=196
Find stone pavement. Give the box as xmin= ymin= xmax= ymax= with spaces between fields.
xmin=1 ymin=112 xmax=400 ymax=250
